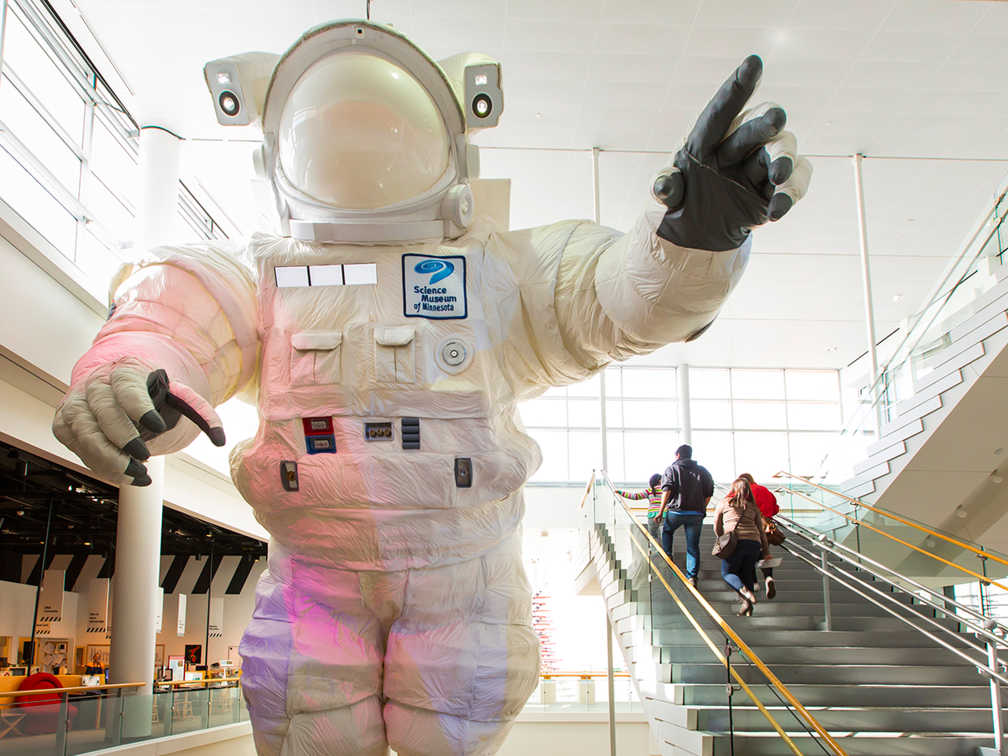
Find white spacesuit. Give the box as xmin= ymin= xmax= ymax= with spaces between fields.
xmin=52 ymin=21 xmax=809 ymax=756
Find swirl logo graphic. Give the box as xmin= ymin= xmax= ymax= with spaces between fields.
xmin=414 ymin=258 xmax=454 ymax=285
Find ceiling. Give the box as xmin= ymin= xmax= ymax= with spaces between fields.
xmin=0 ymin=438 xmax=267 ymax=562
xmin=66 ymin=0 xmax=1008 ymax=369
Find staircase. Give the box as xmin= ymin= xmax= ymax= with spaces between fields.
xmin=834 ymin=255 xmax=1008 ymax=526
xmin=584 ymin=519 xmax=1007 ymax=755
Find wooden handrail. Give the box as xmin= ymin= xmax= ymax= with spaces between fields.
xmin=606 ymin=483 xmax=848 ymax=756
xmin=156 ymin=676 xmax=242 ymax=687
xmin=539 ymin=672 xmax=631 ymax=679
xmin=3 ymin=682 xmax=145 ymax=698
xmin=783 ymin=486 xmax=1008 ymax=592
xmin=776 ymin=471 xmax=1008 ymax=572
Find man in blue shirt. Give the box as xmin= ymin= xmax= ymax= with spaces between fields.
xmin=657 ymin=444 xmax=715 ymax=589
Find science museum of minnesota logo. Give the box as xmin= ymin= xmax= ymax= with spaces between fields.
xmin=402 ymin=254 xmax=467 ymax=319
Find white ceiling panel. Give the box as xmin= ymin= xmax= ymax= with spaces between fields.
xmin=66 ymin=0 xmax=1008 ymax=371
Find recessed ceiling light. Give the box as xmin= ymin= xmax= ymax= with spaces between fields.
xmin=892 ymin=293 xmax=903 ymax=303
xmin=825 ymin=345 xmax=838 ymax=353
xmin=995 ymin=448 xmax=1003 ymax=456
xmin=535 ymin=112 xmax=543 ymax=119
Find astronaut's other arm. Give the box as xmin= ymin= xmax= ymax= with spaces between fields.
xmin=52 ymin=243 xmax=259 ymax=485
xmin=499 ymin=55 xmax=810 ymax=388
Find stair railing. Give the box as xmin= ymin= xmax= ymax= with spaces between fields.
xmin=591 ymin=471 xmax=848 ymax=756
xmin=775 ymin=471 xmax=1008 ymax=599
xmin=818 ymin=176 xmax=1008 ymax=483
xmin=775 ymin=515 xmax=1008 ymax=755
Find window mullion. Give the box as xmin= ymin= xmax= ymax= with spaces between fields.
xmin=2 ymin=67 xmax=85 ymax=158
xmin=10 ymin=0 xmax=93 ymax=101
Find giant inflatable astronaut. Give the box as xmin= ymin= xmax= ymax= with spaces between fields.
xmin=52 ymin=20 xmax=810 ymax=756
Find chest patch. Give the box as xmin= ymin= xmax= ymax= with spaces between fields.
xmin=402 ymin=254 xmax=467 ymax=319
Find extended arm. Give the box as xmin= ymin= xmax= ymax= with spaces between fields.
xmin=496 ymin=56 xmax=810 ymax=392
xmin=52 ymin=242 xmax=258 ymax=485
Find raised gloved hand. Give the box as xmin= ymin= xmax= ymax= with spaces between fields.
xmin=52 ymin=359 xmax=226 ymax=486
xmin=654 ymin=54 xmax=812 ymax=252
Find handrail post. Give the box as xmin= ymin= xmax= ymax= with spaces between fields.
xmin=606 ymin=614 xmax=617 ymax=756
xmin=821 ymin=550 xmax=833 ymax=632
xmin=58 ymin=690 xmax=68 ymax=756
xmin=988 ymin=638 xmax=1005 ymax=755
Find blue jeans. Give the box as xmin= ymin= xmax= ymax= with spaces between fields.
xmin=721 ymin=539 xmax=762 ymax=593
xmin=661 ymin=513 xmax=704 ymax=579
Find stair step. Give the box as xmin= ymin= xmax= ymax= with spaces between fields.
xmin=650 ymin=628 xmax=969 ymax=648
xmin=674 ymin=682 xmax=996 ymax=707
xmin=916 ymin=340 xmax=985 ymax=392
xmin=854 ymin=439 xmax=906 ymax=474
xmin=659 ymin=644 xmax=967 ymax=666
xmin=660 ymin=661 xmax=984 ymax=685
xmin=702 ymin=731 xmax=1000 ymax=756
xmin=867 ymin=417 xmax=923 ymax=456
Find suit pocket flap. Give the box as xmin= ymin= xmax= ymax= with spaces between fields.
xmin=291 ymin=330 xmax=343 ymax=351
xmin=374 ymin=326 xmax=415 ymax=347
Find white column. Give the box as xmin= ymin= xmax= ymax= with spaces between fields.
xmin=109 ymin=125 xmax=180 ymax=736
xmin=592 ymin=146 xmax=610 ymax=475
xmin=678 ymin=364 xmax=692 ymax=444
xmin=852 ymin=153 xmax=881 ymax=434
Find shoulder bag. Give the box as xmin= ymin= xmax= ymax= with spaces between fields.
xmin=765 ymin=518 xmax=786 ymax=546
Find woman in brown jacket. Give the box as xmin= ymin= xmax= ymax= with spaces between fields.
xmin=713 ymin=477 xmax=769 ymax=616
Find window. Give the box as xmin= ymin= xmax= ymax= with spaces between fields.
xmin=0 ymin=0 xmax=228 ymax=304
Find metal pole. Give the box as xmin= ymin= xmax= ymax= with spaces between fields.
xmin=605 ymin=614 xmax=617 ymax=756
xmin=678 ymin=364 xmax=692 ymax=444
xmin=852 ymin=153 xmax=882 ymax=434
xmin=988 ymin=640 xmax=1005 ymax=755
xmin=29 ymin=497 xmax=54 ymax=668
xmin=820 ymin=550 xmax=833 ymax=632
xmin=592 ymin=146 xmax=610 ymax=476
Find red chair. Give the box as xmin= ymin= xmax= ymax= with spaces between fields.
xmin=16 ymin=673 xmax=77 ymax=735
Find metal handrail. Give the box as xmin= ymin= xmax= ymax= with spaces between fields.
xmin=0 ymin=681 xmax=144 ymax=698
xmin=779 ymin=511 xmax=1007 ymax=642
xmin=601 ymin=474 xmax=847 ymax=755
xmin=837 ymin=179 xmax=1008 ymax=431
xmin=779 ymin=518 xmax=1008 ymax=684
xmin=779 ymin=479 xmax=1008 ymax=592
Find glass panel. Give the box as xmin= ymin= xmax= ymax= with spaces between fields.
xmin=733 ymin=431 xmax=788 ymax=482
xmin=689 ymin=367 xmax=730 ymax=398
xmin=691 ymin=399 xmax=732 ymax=429
xmin=83 ymin=176 xmax=134 ymax=248
xmin=621 ymin=368 xmax=676 ymax=398
xmin=90 ymin=119 xmax=137 ymax=209
xmin=787 ymin=432 xmax=838 ymax=478
xmin=570 ymin=428 xmax=601 ymax=480
xmin=605 ymin=399 xmax=623 ymax=427
xmin=2 ymin=10 xmax=86 ymax=146
xmin=731 ymin=368 xmax=785 ymax=399
xmin=690 ymin=430 xmax=735 ymax=482
xmin=207 ymin=685 xmax=243 ymax=728
xmin=786 ymin=401 xmax=841 ymax=431
xmin=169 ymin=687 xmax=211 ymax=734
xmin=542 ymin=384 xmax=567 ymax=398
xmin=0 ymin=74 xmax=81 ymax=192
xmin=623 ymin=430 xmax=677 ymax=483
xmin=519 ymin=397 xmax=567 ymax=427
xmin=567 ymin=398 xmax=600 ymax=427
xmin=732 ymin=400 xmax=787 ymax=430
xmin=527 ymin=428 xmax=567 ymax=481
xmin=75 ymin=227 xmax=123 ymax=301
xmin=66 ymin=691 xmax=119 ymax=755
xmin=785 ymin=369 xmax=840 ymax=401
xmin=605 ymin=429 xmax=626 ymax=481
xmin=621 ymin=399 xmax=676 ymax=428
xmin=0 ymin=694 xmax=63 ymax=755
xmin=567 ymin=373 xmax=600 ymax=397
xmin=0 ymin=146 xmax=77 ymax=255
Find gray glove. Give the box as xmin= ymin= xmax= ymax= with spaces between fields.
xmin=655 ymin=55 xmax=811 ymax=252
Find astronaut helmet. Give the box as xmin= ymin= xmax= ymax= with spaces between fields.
xmin=204 ymin=21 xmax=503 ymax=243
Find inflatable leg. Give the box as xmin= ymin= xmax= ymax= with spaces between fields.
xmin=240 ymin=547 xmax=399 ymax=756
xmin=383 ymin=535 xmax=540 ymax=755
